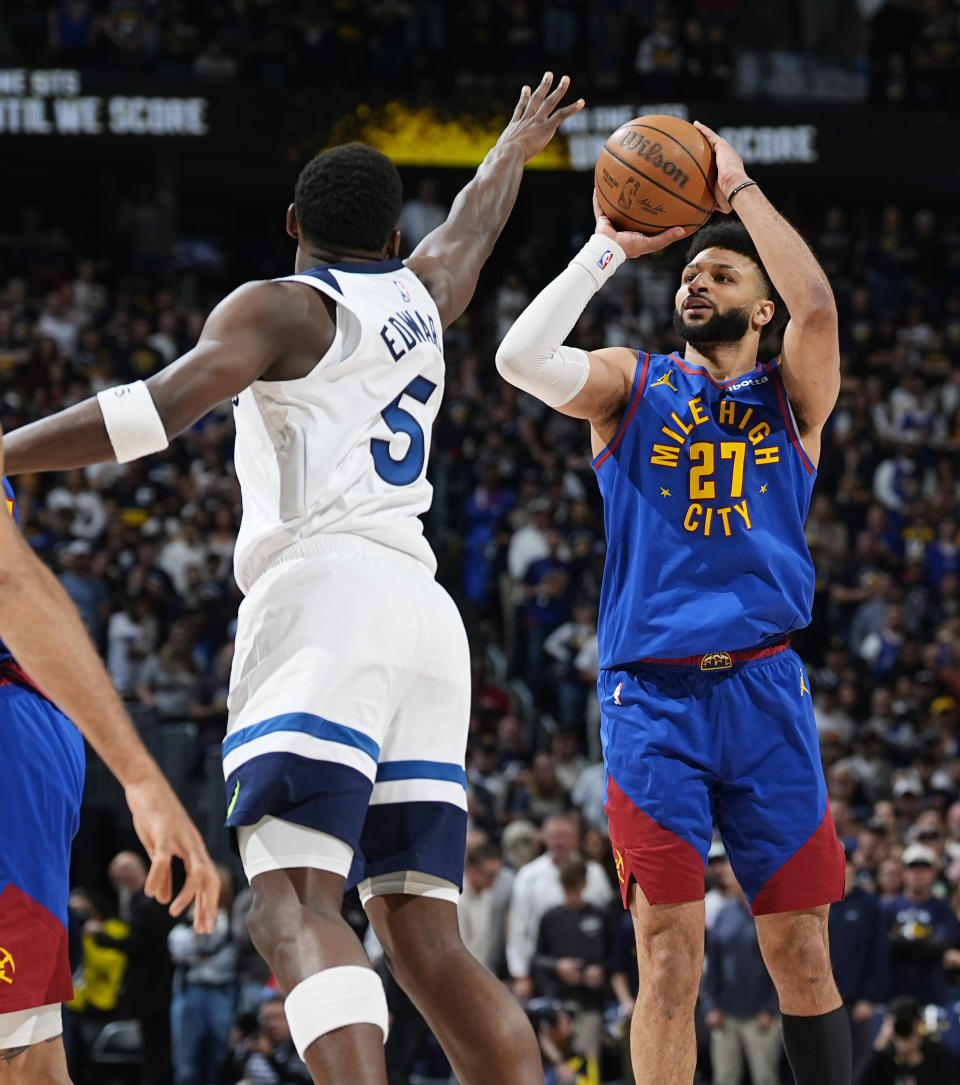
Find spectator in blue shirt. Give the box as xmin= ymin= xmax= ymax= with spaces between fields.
xmin=829 ymin=847 xmax=890 ymax=1078
xmin=702 ymin=879 xmax=781 ymax=1085
xmin=879 ymin=843 xmax=958 ymax=1007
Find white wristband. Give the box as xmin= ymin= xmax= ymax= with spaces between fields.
xmin=96 ymin=381 xmax=169 ymax=463
xmin=570 ymin=234 xmax=627 ymax=290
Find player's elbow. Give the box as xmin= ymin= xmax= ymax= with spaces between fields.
xmin=494 ymin=341 xmax=526 ymax=388
xmin=795 ymin=286 xmax=837 ymax=329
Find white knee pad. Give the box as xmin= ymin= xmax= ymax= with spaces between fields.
xmin=284 ymin=966 xmax=389 ymax=1058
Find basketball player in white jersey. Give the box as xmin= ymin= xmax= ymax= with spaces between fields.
xmin=4 ymin=73 xmax=583 ymax=1084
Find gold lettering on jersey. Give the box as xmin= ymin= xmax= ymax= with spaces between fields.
xmin=683 ymin=499 xmax=752 ymax=537
xmin=660 ymin=424 xmax=687 ymax=445
xmin=733 ymin=500 xmax=751 ymax=528
xmin=688 ymin=397 xmax=709 ymax=426
xmin=650 ymin=395 xmax=780 ymax=537
xmin=670 ymin=411 xmax=693 ymax=436
xmin=747 ymin=422 xmax=771 ymax=445
xmin=650 ymin=444 xmax=681 ymax=468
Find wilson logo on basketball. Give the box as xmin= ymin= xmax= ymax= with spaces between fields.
xmin=618 ymin=131 xmax=691 ymax=189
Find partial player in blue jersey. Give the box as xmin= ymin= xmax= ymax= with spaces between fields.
xmin=496 ymin=123 xmax=849 ymax=1085
xmin=0 ymin=433 xmax=218 ymax=1084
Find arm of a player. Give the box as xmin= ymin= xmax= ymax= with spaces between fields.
xmin=695 ymin=122 xmax=840 ymax=433
xmin=3 ymin=279 xmax=303 ymax=475
xmin=496 ymin=200 xmax=684 ymax=430
xmin=405 ymin=73 xmax=584 ymax=329
xmin=0 ymin=438 xmax=220 ymax=930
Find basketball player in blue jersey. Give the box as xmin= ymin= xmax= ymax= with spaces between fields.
xmin=496 ymin=122 xmax=850 ymax=1085
xmin=2 ymin=75 xmax=583 ymax=1085
xmin=0 ymin=430 xmax=219 ymax=1085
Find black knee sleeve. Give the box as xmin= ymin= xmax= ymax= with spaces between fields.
xmin=781 ymin=1006 xmax=852 ymax=1085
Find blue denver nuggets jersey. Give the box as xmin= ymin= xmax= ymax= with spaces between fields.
xmin=593 ymin=351 xmax=816 ymax=667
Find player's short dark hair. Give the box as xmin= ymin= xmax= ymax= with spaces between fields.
xmin=294 ymin=143 xmax=403 ymax=254
xmin=685 ymin=218 xmax=779 ymax=307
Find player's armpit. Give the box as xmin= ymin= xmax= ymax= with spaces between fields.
xmin=3 ymin=279 xmax=303 ymax=476
xmin=553 ymin=347 xmax=637 ymax=433
xmin=147 ymin=279 xmax=310 ymax=438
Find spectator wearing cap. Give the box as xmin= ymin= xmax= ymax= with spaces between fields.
xmin=829 ymin=847 xmax=890 ymax=1078
xmin=879 ymin=843 xmax=958 ymax=1007
xmin=57 ymin=538 xmax=111 ymax=646
xmin=893 ymin=774 xmax=925 ymax=822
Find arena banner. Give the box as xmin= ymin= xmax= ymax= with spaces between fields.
xmin=320 ymin=98 xmax=958 ymax=196
xmin=0 ymin=68 xmax=209 ymax=137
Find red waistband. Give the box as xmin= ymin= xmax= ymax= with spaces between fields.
xmin=636 ymin=637 xmax=790 ymax=671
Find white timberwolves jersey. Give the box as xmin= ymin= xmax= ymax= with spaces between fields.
xmin=232 ymin=259 xmax=444 ymax=593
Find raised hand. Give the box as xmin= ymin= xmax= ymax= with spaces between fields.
xmin=692 ymin=121 xmax=751 ymax=213
xmin=592 ymin=188 xmax=686 ymax=259
xmin=496 ymin=72 xmax=584 ymax=163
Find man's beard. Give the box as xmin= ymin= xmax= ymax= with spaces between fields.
xmin=672 ymin=303 xmax=752 ymax=345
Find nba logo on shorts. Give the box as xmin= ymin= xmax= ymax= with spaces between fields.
xmin=597 ymin=250 xmax=614 ymax=271
xmin=394 ymin=280 xmax=412 ymax=303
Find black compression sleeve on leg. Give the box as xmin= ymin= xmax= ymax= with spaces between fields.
xmin=781 ymin=1006 xmax=852 ymax=1085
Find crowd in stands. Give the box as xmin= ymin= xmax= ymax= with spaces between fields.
xmin=4 ymin=178 xmax=960 ymax=1081
xmin=3 ymin=0 xmax=959 ymax=105
xmin=1 ymin=5 xmax=960 ymax=1078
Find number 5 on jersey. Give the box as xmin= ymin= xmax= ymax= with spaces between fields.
xmin=371 ymin=375 xmax=438 ymax=486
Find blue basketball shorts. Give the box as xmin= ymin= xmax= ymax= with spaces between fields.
xmin=600 ymin=642 xmax=844 ymax=915
xmin=0 ymin=668 xmax=85 ymax=1019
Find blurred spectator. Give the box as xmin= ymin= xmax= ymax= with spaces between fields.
xmin=225 ymin=995 xmax=311 ymax=1084
xmin=829 ymin=848 xmax=890 ymax=1077
xmin=531 ymin=857 xmax=614 ymax=1063
xmin=231 ymin=886 xmax=271 ymax=1016
xmin=858 ymin=995 xmax=960 ymax=1085
xmin=507 ymin=814 xmax=613 ymax=1000
xmin=397 ymin=178 xmax=447 ymax=253
xmin=880 ymin=843 xmax=957 ymax=1007
xmin=702 ymin=877 xmax=781 ymax=1085
xmin=458 ymin=840 xmax=505 ymax=972
xmin=57 ymin=539 xmax=111 ymax=645
xmin=528 ymin=999 xmax=598 ymax=1085
xmin=67 ymin=886 xmax=129 ymax=1081
xmin=169 ymin=865 xmax=238 ymax=1085
xmin=91 ymin=851 xmax=174 ymax=1085
xmin=137 ymin=622 xmax=200 ymax=722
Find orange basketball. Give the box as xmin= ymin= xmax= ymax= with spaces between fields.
xmin=594 ymin=115 xmax=717 ymax=237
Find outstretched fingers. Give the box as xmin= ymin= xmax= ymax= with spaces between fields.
xmin=511 ymin=85 xmax=532 ymax=122
xmin=525 ymin=71 xmax=555 ymax=113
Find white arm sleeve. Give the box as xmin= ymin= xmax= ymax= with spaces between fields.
xmin=495 ymin=234 xmax=626 ymax=407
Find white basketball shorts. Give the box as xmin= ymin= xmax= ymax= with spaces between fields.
xmin=223 ymin=535 xmax=470 ymax=903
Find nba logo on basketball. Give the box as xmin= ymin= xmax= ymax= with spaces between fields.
xmin=394 ymin=280 xmax=412 ymax=302
xmin=597 ymin=250 xmax=614 ymax=271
